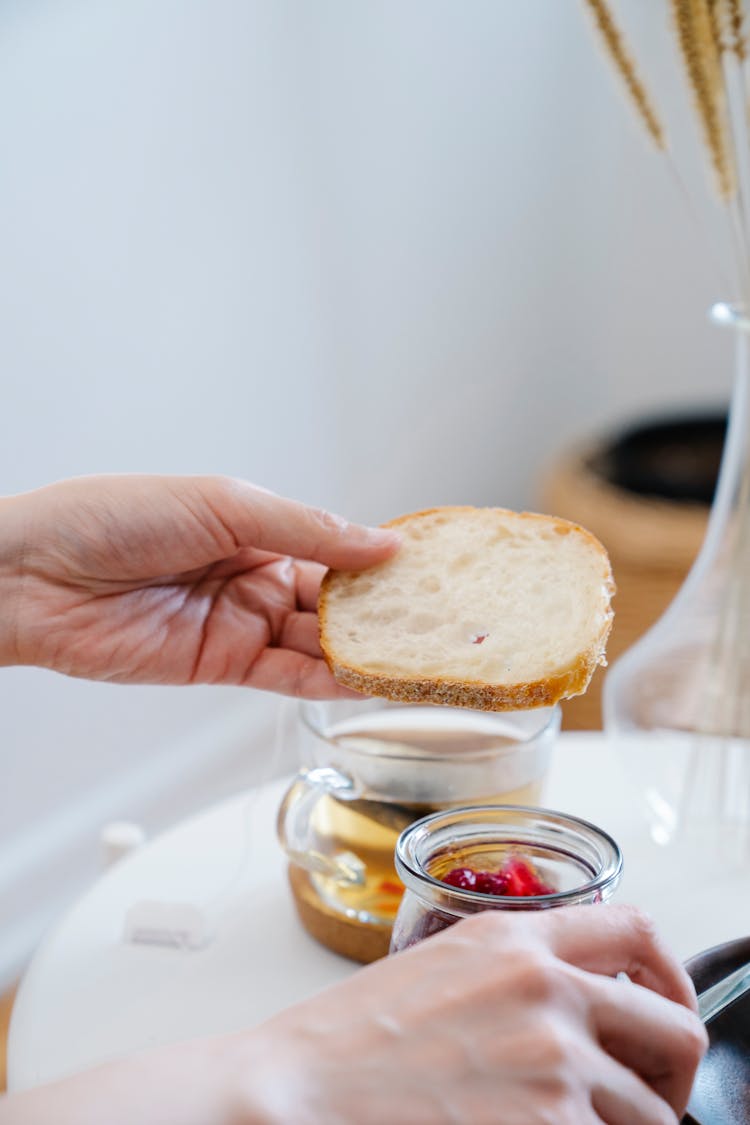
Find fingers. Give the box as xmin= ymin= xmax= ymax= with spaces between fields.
xmin=536 ymin=904 xmax=699 ymax=1012
xmin=208 ymin=478 xmax=401 ymax=571
xmin=293 ymin=560 xmax=328 ymax=612
xmin=586 ymin=973 xmax=707 ymax=1119
xmin=279 ymin=611 xmax=323 ymax=658
xmin=590 ymin=1053 xmax=680 ymax=1125
xmin=186 ymin=555 xmax=326 ymax=614
xmin=451 ymin=911 xmax=704 ymax=1123
xmin=19 ymin=475 xmax=399 ymax=584
xmin=239 ymin=647 xmax=362 ymax=699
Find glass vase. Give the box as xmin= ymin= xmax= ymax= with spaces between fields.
xmin=604 ymin=303 xmax=750 ymax=855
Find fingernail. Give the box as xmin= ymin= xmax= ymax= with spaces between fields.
xmin=365 ymin=526 xmax=401 ymax=547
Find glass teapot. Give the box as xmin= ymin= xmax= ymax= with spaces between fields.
xmin=277 ymin=697 xmax=560 ymax=962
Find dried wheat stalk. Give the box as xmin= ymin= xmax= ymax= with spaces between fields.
xmin=583 ymin=0 xmax=666 ymax=149
xmin=707 ymin=0 xmax=725 ymax=51
xmin=582 ymin=3 xmax=750 ymax=783
xmin=671 ymin=0 xmax=736 ymax=198
xmin=703 ymin=2 xmax=748 ymax=59
xmin=727 ymin=0 xmax=747 ymax=60
xmin=582 ymin=0 xmax=742 ymax=292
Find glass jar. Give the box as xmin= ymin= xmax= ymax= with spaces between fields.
xmin=390 ymin=804 xmax=622 ymax=953
xmin=277 ymin=699 xmax=560 ymax=963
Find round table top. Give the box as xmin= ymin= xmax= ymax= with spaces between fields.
xmin=8 ymin=731 xmax=750 ymax=1091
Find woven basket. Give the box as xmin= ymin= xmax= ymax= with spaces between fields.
xmin=538 ymin=446 xmax=709 ymax=730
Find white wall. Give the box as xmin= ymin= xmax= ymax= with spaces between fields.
xmin=0 ymin=0 xmax=735 ymax=986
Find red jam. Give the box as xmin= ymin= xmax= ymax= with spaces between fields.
xmin=399 ymin=858 xmax=558 ymax=949
xmin=441 ymin=856 xmax=556 ymax=897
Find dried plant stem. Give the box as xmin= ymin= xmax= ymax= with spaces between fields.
xmin=583 ymin=0 xmax=666 ymax=149
xmin=704 ymin=0 xmax=748 ymax=59
xmin=671 ymin=0 xmax=736 ymax=199
xmin=722 ymin=50 xmax=750 ymax=298
xmin=707 ymin=0 xmax=725 ymax=51
xmin=710 ymin=1 xmax=750 ymax=296
xmin=582 ymin=0 xmax=750 ymax=291
xmin=727 ymin=0 xmax=748 ymax=60
xmin=703 ymin=376 xmax=750 ymax=740
xmin=669 ymin=1 xmax=750 ymax=295
xmin=665 ymin=160 xmax=738 ymax=294
xmin=583 ymin=0 xmax=738 ymax=296
xmin=726 ymin=1 xmax=750 ymax=159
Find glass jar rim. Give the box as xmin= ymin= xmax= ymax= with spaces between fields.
xmin=395 ymin=804 xmax=623 ymax=913
xmin=298 ymin=700 xmax=561 ymax=764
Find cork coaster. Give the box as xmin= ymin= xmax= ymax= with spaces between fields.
xmin=287 ymin=865 xmax=392 ymax=964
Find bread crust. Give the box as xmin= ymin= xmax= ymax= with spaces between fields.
xmin=318 ymin=506 xmax=615 ymax=712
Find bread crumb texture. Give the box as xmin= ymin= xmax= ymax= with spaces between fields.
xmin=319 ymin=507 xmax=615 ymax=711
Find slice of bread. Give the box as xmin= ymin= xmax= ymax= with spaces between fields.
xmin=318 ymin=507 xmax=614 ymax=711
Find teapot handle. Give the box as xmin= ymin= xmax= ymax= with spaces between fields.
xmin=276 ymin=766 xmax=366 ymax=885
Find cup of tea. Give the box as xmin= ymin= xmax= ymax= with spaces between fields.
xmin=389 ymin=804 xmax=623 ymax=954
xmin=276 ymin=698 xmax=561 ymax=962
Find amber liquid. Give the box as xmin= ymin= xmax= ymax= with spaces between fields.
xmin=308 ymin=775 xmax=544 ymax=926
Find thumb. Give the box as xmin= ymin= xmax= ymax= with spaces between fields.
xmin=208 ymin=478 xmax=402 ymax=570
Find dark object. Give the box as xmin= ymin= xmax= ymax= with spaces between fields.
xmin=400 ymin=907 xmax=454 ymax=948
xmin=589 ymin=412 xmax=728 ymax=504
xmin=683 ymin=935 xmax=750 ymax=1125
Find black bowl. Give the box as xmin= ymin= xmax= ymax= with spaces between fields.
xmin=589 ymin=413 xmax=727 ymax=504
xmin=683 ymin=935 xmax=750 ymax=1125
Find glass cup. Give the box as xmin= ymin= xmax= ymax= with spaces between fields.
xmin=390 ymin=804 xmax=622 ymax=953
xmin=277 ymin=698 xmax=560 ymax=962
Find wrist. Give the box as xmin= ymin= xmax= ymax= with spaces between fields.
xmin=0 ymin=1035 xmax=264 ymax=1125
xmin=220 ymin=1027 xmax=316 ymax=1125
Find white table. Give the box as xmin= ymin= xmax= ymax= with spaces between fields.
xmin=8 ymin=732 xmax=750 ymax=1091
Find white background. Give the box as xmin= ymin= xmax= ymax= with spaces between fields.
xmin=0 ymin=0 xmax=736 ymax=987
